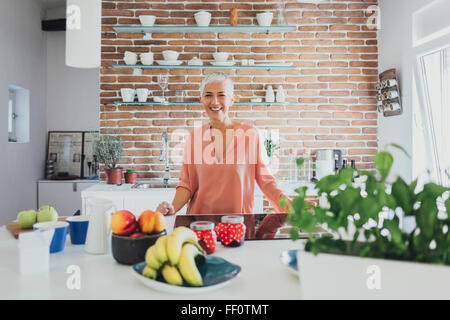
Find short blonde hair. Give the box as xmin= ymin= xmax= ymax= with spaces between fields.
xmin=200 ymin=72 xmax=234 ymax=98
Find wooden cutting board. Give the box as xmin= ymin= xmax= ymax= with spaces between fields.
xmin=6 ymin=217 xmax=67 ymax=239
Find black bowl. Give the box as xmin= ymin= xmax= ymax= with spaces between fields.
xmin=111 ymin=230 xmax=166 ymax=265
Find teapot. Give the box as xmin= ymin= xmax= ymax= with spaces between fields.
xmin=84 ymin=198 xmax=116 ymax=255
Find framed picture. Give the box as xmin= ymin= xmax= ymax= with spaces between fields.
xmin=47 ymin=131 xmax=84 ymax=179
xmin=82 ymin=131 xmax=100 ymax=178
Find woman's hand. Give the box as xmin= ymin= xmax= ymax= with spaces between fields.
xmin=156 ymin=201 xmax=175 ymax=216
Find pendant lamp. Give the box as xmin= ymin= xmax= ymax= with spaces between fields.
xmin=65 ymin=0 xmax=101 ymax=68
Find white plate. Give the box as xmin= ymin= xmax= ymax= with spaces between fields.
xmin=156 ymin=60 xmax=183 ymax=66
xmin=210 ymin=61 xmax=235 ymax=66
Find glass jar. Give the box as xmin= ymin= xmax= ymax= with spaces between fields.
xmin=214 ymin=215 xmax=246 ymax=247
xmin=190 ymin=221 xmax=217 ymax=254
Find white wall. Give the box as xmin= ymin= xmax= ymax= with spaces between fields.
xmin=379 ymin=0 xmax=450 ymax=183
xmin=0 ymin=0 xmax=47 ymax=225
xmin=46 ymin=6 xmax=100 ymax=131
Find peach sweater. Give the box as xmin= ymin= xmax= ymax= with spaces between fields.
xmin=176 ymin=123 xmax=286 ymax=214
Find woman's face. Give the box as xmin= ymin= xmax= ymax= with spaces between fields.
xmin=201 ymin=80 xmax=234 ymax=122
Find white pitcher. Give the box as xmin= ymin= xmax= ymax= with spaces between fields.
xmin=84 ymin=198 xmax=116 ymax=255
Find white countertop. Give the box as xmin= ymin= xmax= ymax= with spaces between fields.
xmin=0 ymin=216 xmax=304 ymax=300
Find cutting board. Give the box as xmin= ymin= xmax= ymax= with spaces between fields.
xmin=6 ymin=217 xmax=68 ymax=239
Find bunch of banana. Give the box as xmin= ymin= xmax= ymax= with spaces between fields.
xmin=142 ymin=226 xmax=206 ymax=287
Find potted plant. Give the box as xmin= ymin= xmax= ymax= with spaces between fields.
xmin=283 ymin=146 xmax=450 ymax=299
xmin=124 ymin=169 xmax=138 ymax=185
xmin=93 ymin=135 xmax=124 ymax=184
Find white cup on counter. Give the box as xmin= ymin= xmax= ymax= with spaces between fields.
xmin=124 ymin=51 xmax=138 ymax=65
xmin=121 ymin=88 xmax=136 ymax=102
xmin=136 ymin=88 xmax=150 ymax=102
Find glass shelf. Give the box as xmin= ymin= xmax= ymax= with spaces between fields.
xmin=113 ymin=25 xmax=296 ymax=34
xmin=114 ymin=101 xmax=297 ymax=106
xmin=112 ymin=63 xmax=295 ymax=70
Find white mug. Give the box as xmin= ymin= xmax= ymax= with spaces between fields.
xmin=136 ymin=88 xmax=150 ymax=102
xmin=121 ymin=88 xmax=136 ymax=102
xmin=140 ymin=52 xmax=154 ymax=65
xmin=124 ymin=51 xmax=138 ymax=65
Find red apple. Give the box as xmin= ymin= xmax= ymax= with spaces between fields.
xmin=138 ymin=210 xmax=165 ymax=234
xmin=111 ymin=210 xmax=137 ymax=236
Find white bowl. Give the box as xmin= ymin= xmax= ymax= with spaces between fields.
xmin=256 ymin=12 xmax=273 ymax=27
xmin=213 ymin=52 xmax=229 ymax=63
xmin=194 ymin=11 xmax=211 ymax=27
xmin=162 ymin=50 xmax=179 ymax=61
xmin=139 ymin=15 xmax=156 ymax=26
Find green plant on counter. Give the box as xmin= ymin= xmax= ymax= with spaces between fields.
xmin=93 ymin=135 xmax=124 ymax=169
xmin=126 ymin=169 xmax=136 ymax=174
xmin=264 ymin=138 xmax=280 ymax=159
xmin=282 ymin=145 xmax=450 ymax=265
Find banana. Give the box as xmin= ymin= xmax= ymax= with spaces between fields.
xmin=142 ymin=264 xmax=157 ymax=279
xmin=154 ymin=235 xmax=169 ymax=263
xmin=145 ymin=245 xmax=162 ymax=270
xmin=161 ymin=263 xmax=183 ymax=286
xmin=167 ymin=227 xmax=203 ymax=265
xmin=178 ymin=243 xmax=204 ymax=287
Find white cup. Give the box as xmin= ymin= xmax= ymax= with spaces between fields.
xmin=136 ymin=88 xmax=150 ymax=102
xmin=140 ymin=52 xmax=154 ymax=65
xmin=139 ymin=15 xmax=156 ymax=26
xmin=124 ymin=51 xmax=138 ymax=65
xmin=213 ymin=52 xmax=229 ymax=63
xmin=256 ymin=12 xmax=273 ymax=26
xmin=162 ymin=50 xmax=179 ymax=61
xmin=194 ymin=11 xmax=211 ymax=27
xmin=121 ymin=88 xmax=136 ymax=102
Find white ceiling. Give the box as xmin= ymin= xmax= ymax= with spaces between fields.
xmin=41 ymin=0 xmax=66 ymax=9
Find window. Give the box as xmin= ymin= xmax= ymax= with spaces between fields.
xmin=7 ymin=86 xmax=30 ymax=144
xmin=418 ymin=46 xmax=450 ymax=186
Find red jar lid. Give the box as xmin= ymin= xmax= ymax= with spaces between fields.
xmin=190 ymin=221 xmax=215 ymax=231
xmin=221 ymin=215 xmax=244 ymax=224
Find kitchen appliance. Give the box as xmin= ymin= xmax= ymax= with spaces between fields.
xmin=315 ymin=149 xmax=342 ymax=180
xmin=84 ymin=197 xmax=116 ymax=254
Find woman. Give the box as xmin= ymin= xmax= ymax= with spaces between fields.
xmin=156 ymin=72 xmax=290 ymax=215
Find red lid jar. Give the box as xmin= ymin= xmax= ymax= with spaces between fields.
xmin=214 ymin=215 xmax=246 ymax=247
xmin=190 ymin=221 xmax=217 ymax=254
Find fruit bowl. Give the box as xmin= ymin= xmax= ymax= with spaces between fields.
xmin=132 ymin=256 xmax=241 ymax=294
xmin=112 ymin=231 xmax=166 ymax=265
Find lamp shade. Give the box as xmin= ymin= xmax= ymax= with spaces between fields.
xmin=65 ymin=0 xmax=101 ymax=68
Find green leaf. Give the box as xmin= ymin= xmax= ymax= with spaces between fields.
xmin=383 ymin=216 xmax=406 ymax=250
xmin=416 ymin=198 xmax=438 ymax=239
xmin=391 ymin=176 xmax=413 ymax=214
xmin=374 ymin=151 xmax=393 ymax=182
xmin=386 ymin=143 xmax=411 ymax=158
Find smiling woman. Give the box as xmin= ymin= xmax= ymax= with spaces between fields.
xmin=156 ymin=72 xmax=291 ymax=215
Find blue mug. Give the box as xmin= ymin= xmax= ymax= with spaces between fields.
xmin=33 ymin=221 xmax=69 ymax=253
xmin=66 ymin=216 xmax=89 ymax=245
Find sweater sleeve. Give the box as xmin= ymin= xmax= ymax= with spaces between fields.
xmin=254 ymin=130 xmax=287 ymax=213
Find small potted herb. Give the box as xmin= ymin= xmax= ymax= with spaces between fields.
xmin=93 ymin=135 xmax=124 ymax=184
xmin=283 ymin=145 xmax=450 ymax=299
xmin=124 ymin=169 xmax=138 ymax=184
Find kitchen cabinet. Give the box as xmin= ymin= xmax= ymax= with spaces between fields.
xmin=81 ymin=183 xmax=264 ymax=216
xmin=38 ymin=179 xmax=99 ymax=216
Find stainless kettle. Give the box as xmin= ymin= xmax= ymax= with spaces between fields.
xmin=316 ymin=149 xmax=343 ymax=179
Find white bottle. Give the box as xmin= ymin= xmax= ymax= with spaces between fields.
xmin=265 ymin=85 xmax=274 ymax=103
xmin=276 ymin=85 xmax=285 ymax=102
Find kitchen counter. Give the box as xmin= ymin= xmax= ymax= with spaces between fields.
xmin=0 ymin=216 xmax=303 ymax=300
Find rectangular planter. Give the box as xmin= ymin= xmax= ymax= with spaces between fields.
xmin=297 ymin=250 xmax=450 ymax=299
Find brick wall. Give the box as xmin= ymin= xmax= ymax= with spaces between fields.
xmin=100 ymin=0 xmax=379 ymax=182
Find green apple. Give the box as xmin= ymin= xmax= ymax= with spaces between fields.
xmin=17 ymin=210 xmax=37 ymax=229
xmin=37 ymin=205 xmax=58 ymax=222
